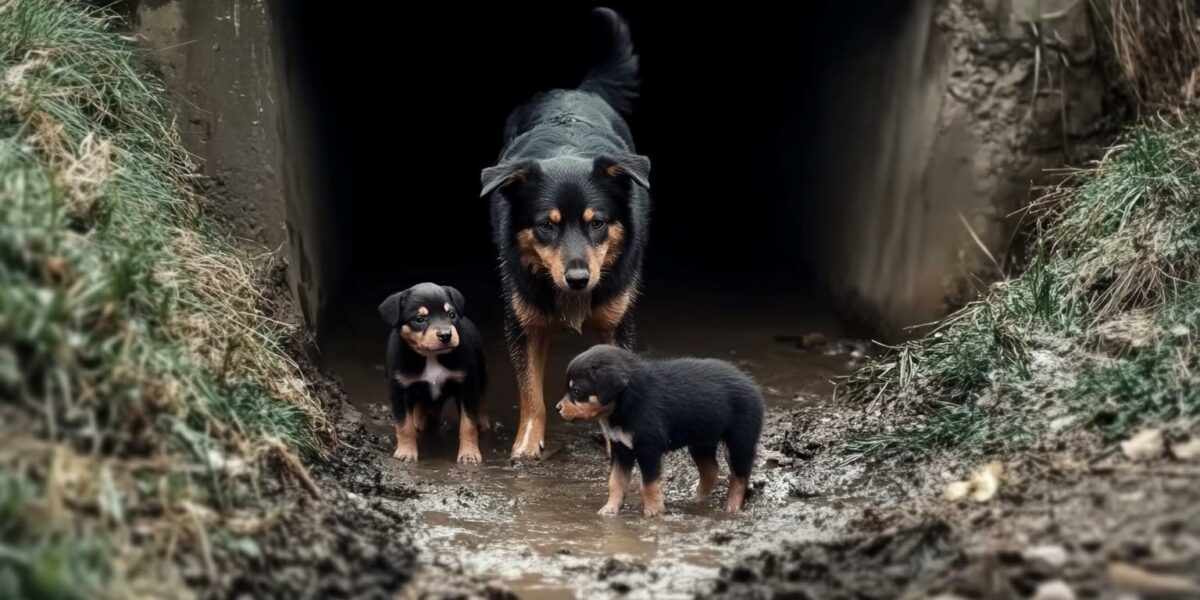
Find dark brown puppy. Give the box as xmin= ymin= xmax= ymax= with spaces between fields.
xmin=557 ymin=345 xmax=764 ymax=517
xmin=380 ymin=283 xmax=487 ymax=464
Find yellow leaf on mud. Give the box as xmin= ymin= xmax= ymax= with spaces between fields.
xmin=943 ymin=461 xmax=1004 ymax=503
xmin=944 ymin=481 xmax=972 ymax=502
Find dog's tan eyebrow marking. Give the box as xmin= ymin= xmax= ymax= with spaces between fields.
xmin=583 ymin=207 xmax=595 ymax=222
xmin=569 ymin=379 xmax=574 ymax=387
xmin=417 ymin=306 xmax=429 ymax=316
xmin=444 ymin=303 xmax=452 ymax=312
xmin=549 ymin=209 xmax=562 ymax=224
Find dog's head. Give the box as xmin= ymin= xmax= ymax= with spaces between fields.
xmin=482 ymin=154 xmax=649 ymax=294
xmin=556 ymin=344 xmax=637 ymax=421
xmin=379 ymin=283 xmax=467 ymax=356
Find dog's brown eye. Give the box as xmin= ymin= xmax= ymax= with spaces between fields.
xmin=589 ymin=219 xmax=605 ymax=231
xmin=448 ymin=310 xmax=457 ymax=320
xmin=537 ymin=220 xmax=555 ymax=233
xmin=412 ymin=315 xmax=426 ymax=325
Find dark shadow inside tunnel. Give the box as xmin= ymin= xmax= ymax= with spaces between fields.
xmin=270 ymin=2 xmax=916 ymax=338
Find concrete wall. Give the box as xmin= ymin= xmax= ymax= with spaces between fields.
xmin=793 ymin=0 xmax=1107 ymax=335
xmin=121 ymin=0 xmax=1111 ymax=339
xmin=125 ymin=0 xmax=327 ymax=334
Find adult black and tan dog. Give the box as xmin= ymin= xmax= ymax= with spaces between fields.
xmin=481 ymin=7 xmax=652 ymax=459
xmin=379 ymin=283 xmax=487 ymax=464
xmin=556 ymin=345 xmax=764 ymax=517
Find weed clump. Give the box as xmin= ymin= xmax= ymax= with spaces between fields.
xmin=847 ymin=117 xmax=1200 ymax=457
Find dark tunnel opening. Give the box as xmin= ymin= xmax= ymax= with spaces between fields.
xmin=272 ymin=3 xmax=915 ymax=334
xmin=268 ymin=3 xmax=922 ymax=430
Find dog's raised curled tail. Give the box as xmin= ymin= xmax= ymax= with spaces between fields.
xmin=580 ymin=7 xmax=640 ymax=114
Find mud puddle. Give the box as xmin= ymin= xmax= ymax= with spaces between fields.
xmin=322 ymin=284 xmax=863 ymax=597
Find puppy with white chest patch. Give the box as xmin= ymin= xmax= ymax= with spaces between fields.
xmin=379 ymin=283 xmax=487 ymax=464
xmin=557 ymin=345 xmax=764 ymax=517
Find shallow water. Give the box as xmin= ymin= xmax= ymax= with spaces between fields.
xmin=323 ymin=285 xmax=859 ymax=597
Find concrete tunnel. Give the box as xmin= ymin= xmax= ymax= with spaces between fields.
xmin=124 ymin=0 xmax=1108 ymax=345
xmin=267 ymin=1 xmax=962 ymax=341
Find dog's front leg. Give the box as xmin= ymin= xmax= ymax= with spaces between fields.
xmin=393 ymin=406 xmax=420 ymax=463
xmin=389 ymin=377 xmax=419 ymax=462
xmin=508 ymin=324 xmax=548 ymax=460
xmin=599 ymin=451 xmax=633 ymax=516
xmin=456 ymin=387 xmax=483 ymax=464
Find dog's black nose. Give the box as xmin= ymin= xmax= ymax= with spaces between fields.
xmin=565 ymin=268 xmax=590 ymax=290
xmin=436 ymin=330 xmax=452 ymax=343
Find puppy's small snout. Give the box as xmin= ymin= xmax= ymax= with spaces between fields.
xmin=555 ymin=400 xmax=564 ymax=412
xmin=565 ymin=268 xmax=590 ymax=290
xmin=436 ymin=330 xmax=453 ymax=343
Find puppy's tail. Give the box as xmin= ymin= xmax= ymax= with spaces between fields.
xmin=580 ymin=7 xmax=639 ymax=114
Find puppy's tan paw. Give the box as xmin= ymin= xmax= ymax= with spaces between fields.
xmin=457 ymin=449 xmax=482 ymax=464
xmin=598 ymin=503 xmax=621 ymax=517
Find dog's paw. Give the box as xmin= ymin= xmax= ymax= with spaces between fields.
xmin=724 ymin=501 xmax=744 ymax=514
xmin=457 ymin=449 xmax=482 ymax=465
xmin=392 ymin=446 xmax=418 ymax=463
xmin=598 ymin=503 xmax=621 ymax=517
xmin=510 ymin=438 xmax=545 ymax=461
xmin=643 ymin=503 xmax=665 ymax=518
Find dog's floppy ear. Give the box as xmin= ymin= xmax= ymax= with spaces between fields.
xmin=442 ymin=285 xmax=465 ymax=313
xmin=480 ymin=161 xmax=531 ymax=198
xmin=594 ymin=154 xmax=651 ymax=191
xmin=591 ymin=349 xmax=635 ymax=404
xmin=378 ymin=289 xmax=411 ymax=327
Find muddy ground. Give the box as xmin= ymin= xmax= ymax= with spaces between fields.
xmin=225 ymin=268 xmax=1200 ymax=600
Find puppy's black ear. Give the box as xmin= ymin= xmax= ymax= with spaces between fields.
xmin=442 ymin=285 xmax=465 ymax=313
xmin=378 ymin=290 xmax=411 ymax=327
xmin=591 ymin=350 xmax=635 ymax=404
xmin=594 ymin=154 xmax=650 ymax=191
xmin=480 ymin=161 xmax=532 ymax=198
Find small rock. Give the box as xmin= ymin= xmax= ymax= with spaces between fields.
xmin=1023 ymin=544 xmax=1069 ymax=569
xmin=800 ymin=332 xmax=828 ymax=348
xmin=1171 ymin=438 xmax=1200 ymax=461
xmin=998 ymin=63 xmax=1031 ymax=87
xmin=1121 ymin=429 xmax=1165 ymax=461
xmin=1032 ymin=580 xmax=1076 ymax=600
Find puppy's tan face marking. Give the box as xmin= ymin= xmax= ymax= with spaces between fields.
xmin=549 ymin=209 xmax=562 ymax=224
xmin=556 ymin=394 xmax=612 ymax=421
xmin=400 ymin=303 xmax=458 ymax=356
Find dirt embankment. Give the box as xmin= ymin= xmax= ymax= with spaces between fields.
xmin=706 ymin=395 xmax=1200 ymax=599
